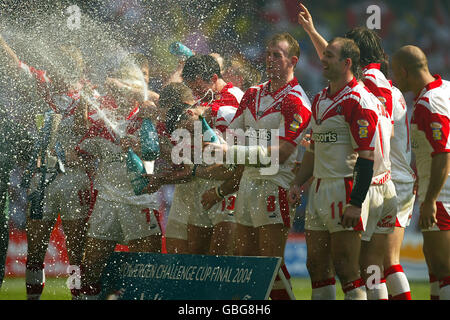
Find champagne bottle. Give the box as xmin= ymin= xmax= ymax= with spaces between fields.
xmin=140 ymin=118 xmax=160 ymax=161
xmin=126 ymin=148 xmax=149 ymax=196
xmin=169 ymin=42 xmax=194 ymax=59
xmin=199 ymin=115 xmax=219 ymax=143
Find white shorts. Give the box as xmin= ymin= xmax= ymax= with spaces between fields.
xmin=165 ymin=181 xmax=197 ymax=240
xmin=87 ymin=197 xmax=161 ymax=244
xmin=235 ymin=177 xmax=295 ymax=228
xmin=361 ymin=180 xmax=398 ymax=241
xmin=393 ymin=181 xmax=415 ymax=228
xmin=305 ymin=177 xmax=369 ymax=233
xmin=28 ymin=168 xmax=91 ymax=221
xmin=188 ymin=179 xmax=236 ymax=228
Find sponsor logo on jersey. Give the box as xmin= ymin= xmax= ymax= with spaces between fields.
xmin=431 ymin=122 xmax=443 ymax=140
xmin=377 ymin=215 xmax=395 ymax=228
xmin=289 ymin=114 xmax=302 ymax=132
xmin=312 ymin=131 xmax=337 ymax=143
xmin=245 ymin=128 xmax=272 ymax=141
xmin=432 ymin=128 xmax=442 ymax=140
xmin=357 ymin=119 xmax=369 ymax=138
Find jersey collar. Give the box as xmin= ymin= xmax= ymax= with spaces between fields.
xmin=363 ymin=63 xmax=381 ymax=71
xmin=263 ymin=77 xmax=298 ymax=98
xmin=326 ymin=77 xmax=358 ymax=99
xmin=414 ymin=74 xmax=442 ymax=101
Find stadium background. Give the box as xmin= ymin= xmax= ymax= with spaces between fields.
xmin=1 ymin=0 xmax=449 ymax=299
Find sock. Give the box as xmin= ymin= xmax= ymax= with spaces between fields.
xmin=366 ymin=278 xmax=388 ymax=300
xmin=81 ymin=283 xmax=102 ymax=300
xmin=25 ymin=261 xmax=45 ymax=300
xmin=439 ymin=276 xmax=450 ymax=300
xmin=270 ymin=264 xmax=295 ymax=300
xmin=343 ymin=278 xmax=367 ymax=300
xmin=384 ymin=264 xmax=411 ymax=300
xmin=311 ymin=278 xmax=336 ymax=300
xmin=430 ymin=274 xmax=440 ymax=300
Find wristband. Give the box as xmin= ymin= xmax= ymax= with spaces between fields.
xmin=349 ymin=157 xmax=374 ymax=208
xmin=215 ymin=186 xmax=225 ymax=199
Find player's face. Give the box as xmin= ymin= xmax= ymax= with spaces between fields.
xmin=265 ymin=40 xmax=293 ymax=80
xmin=321 ymin=42 xmax=346 ymax=81
xmin=391 ymin=60 xmax=409 ymax=93
xmin=186 ymin=76 xmax=212 ymax=98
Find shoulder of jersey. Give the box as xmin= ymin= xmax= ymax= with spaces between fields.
xmin=225 ymin=85 xmax=245 ymax=102
xmin=286 ymin=84 xmax=312 ymax=109
xmin=364 ymin=68 xmax=391 ymax=89
xmin=417 ymin=79 xmax=450 ymax=115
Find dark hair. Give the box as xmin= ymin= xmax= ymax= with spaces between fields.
xmin=330 ymin=37 xmax=362 ymax=79
xmin=181 ymin=54 xmax=222 ymax=83
xmin=344 ymin=27 xmax=388 ymax=76
xmin=267 ymin=32 xmax=300 ymax=59
xmin=161 ymin=82 xmax=194 ymax=134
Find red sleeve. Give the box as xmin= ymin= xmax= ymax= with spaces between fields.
xmin=279 ymin=95 xmax=311 ymax=146
xmin=413 ymin=104 xmax=450 ymax=156
xmin=342 ymin=97 xmax=379 ymax=151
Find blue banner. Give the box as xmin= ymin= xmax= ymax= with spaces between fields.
xmin=99 ymin=252 xmax=281 ymax=300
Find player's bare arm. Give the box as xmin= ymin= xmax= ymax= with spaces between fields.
xmin=289 ymin=149 xmax=314 ymax=205
xmin=420 ymin=152 xmax=450 ymax=229
xmin=194 ymin=164 xmax=236 ymax=181
xmin=201 ymin=165 xmax=244 ymax=210
xmin=297 ymin=3 xmax=328 ymax=60
xmin=0 ymin=32 xmax=21 ymax=70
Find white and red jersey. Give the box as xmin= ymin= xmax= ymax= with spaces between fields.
xmin=18 ymin=60 xmax=91 ymax=160
xmin=229 ymin=77 xmax=312 ymax=189
xmin=369 ymin=89 xmax=392 ymax=185
xmin=390 ymin=85 xmax=415 ymax=183
xmin=77 ymin=95 xmax=156 ymax=205
xmin=310 ymin=77 xmax=380 ymax=179
xmin=363 ymin=63 xmax=393 ymax=117
xmin=361 ymin=63 xmax=394 ymax=184
xmin=410 ymin=75 xmax=450 ymax=203
xmin=204 ymin=82 xmax=243 ymax=133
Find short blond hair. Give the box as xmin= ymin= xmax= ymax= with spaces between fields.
xmin=267 ymin=32 xmax=300 ymax=59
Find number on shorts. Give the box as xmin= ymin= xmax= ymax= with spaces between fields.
xmin=331 ymin=201 xmax=343 ymax=219
xmin=221 ymin=195 xmax=236 ymax=211
xmin=267 ymin=195 xmax=276 ymax=212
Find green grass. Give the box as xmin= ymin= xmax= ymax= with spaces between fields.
xmin=0 ymin=277 xmax=431 ymax=300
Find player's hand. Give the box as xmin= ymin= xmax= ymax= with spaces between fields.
xmin=120 ymin=136 xmax=139 ymax=153
xmin=139 ymin=100 xmax=158 ymax=119
xmin=341 ymin=204 xmax=361 ymax=229
xmin=203 ymin=142 xmax=228 ymax=161
xmin=298 ymin=3 xmax=315 ymax=34
xmin=142 ymin=174 xmax=163 ymax=194
xmin=419 ymin=200 xmax=437 ymax=229
xmin=300 ymin=133 xmax=311 ymax=148
xmin=288 ymin=184 xmax=302 ymax=206
xmin=201 ymin=187 xmax=222 ymax=211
